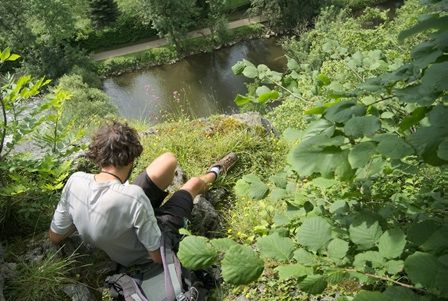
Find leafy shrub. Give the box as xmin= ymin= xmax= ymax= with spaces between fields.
xmin=57 ymin=74 xmax=116 ymax=127
xmin=0 ymin=49 xmax=83 ymax=237
xmin=178 ymin=1 xmax=448 ymax=300
xmin=78 ymin=14 xmax=158 ymax=52
xmin=97 ymin=46 xmax=178 ymax=76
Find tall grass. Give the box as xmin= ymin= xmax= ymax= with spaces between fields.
xmin=5 ymin=250 xmax=80 ymax=301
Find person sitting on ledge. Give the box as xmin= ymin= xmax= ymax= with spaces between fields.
xmin=48 ymin=120 xmax=237 ymax=268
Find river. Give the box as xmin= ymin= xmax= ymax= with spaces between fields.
xmin=103 ymin=38 xmax=286 ymax=123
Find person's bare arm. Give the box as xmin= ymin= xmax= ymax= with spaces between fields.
xmin=48 ymin=224 xmax=76 ymax=244
xmin=149 ymin=248 xmax=162 ymax=264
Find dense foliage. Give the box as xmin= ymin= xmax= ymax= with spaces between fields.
xmin=2 ymin=0 xmax=446 ymax=300
xmin=90 ymin=0 xmax=119 ymax=29
xmin=178 ymin=1 xmax=448 ymax=299
xmin=0 ymin=47 xmax=118 ymax=239
xmin=249 ymin=0 xmax=321 ymax=30
xmin=0 ymin=50 xmax=85 ymax=237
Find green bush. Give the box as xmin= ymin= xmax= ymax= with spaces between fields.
xmin=78 ymin=14 xmax=158 ymax=52
xmin=178 ymin=1 xmax=448 ymax=300
xmin=97 ymin=46 xmax=178 ymax=76
xmin=57 ymin=74 xmax=116 ymax=127
xmin=0 ymin=49 xmax=83 ymax=238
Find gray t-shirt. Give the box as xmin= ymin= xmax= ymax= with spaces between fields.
xmin=50 ymin=171 xmax=161 ymax=267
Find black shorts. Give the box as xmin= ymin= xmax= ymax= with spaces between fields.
xmin=133 ymin=171 xmax=193 ymax=221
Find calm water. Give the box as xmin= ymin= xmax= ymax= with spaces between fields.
xmin=103 ymin=38 xmax=285 ymax=123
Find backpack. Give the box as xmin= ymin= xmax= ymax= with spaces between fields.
xmin=105 ymin=235 xmax=201 ymax=301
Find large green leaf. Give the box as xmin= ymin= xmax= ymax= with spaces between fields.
xmin=269 ymin=187 xmax=287 ymax=201
xmin=178 ymin=236 xmax=218 ymax=269
xmin=375 ymin=134 xmax=415 ymax=160
xmin=393 ymin=84 xmax=437 ymax=106
xmin=297 ymin=217 xmax=332 ymax=251
xmin=398 ymin=107 xmax=429 ymax=133
xmin=378 ymin=228 xmax=406 ymax=259
xmin=298 ymin=275 xmax=327 ymax=294
xmin=437 ymin=138 xmax=448 ymax=161
xmin=420 ymin=225 xmax=448 ymax=254
xmin=435 ymin=255 xmax=448 ymax=297
xmin=344 ymin=116 xmax=380 ymax=138
xmin=325 ymin=270 xmax=349 ymax=284
xmin=408 ymin=105 xmax=448 ymax=165
xmin=360 ymin=63 xmax=416 ymax=92
xmin=221 ymin=245 xmax=264 ymax=285
xmin=348 ymin=142 xmax=377 ymax=168
xmin=411 ymin=40 xmax=443 ymax=69
xmin=311 ymin=177 xmax=337 ymax=189
xmin=242 ymin=65 xmax=258 ymax=78
xmin=275 ymin=264 xmax=311 ymax=280
xmin=404 ymin=251 xmax=439 ymax=287
xmin=256 ymin=233 xmax=295 ymax=262
xmin=234 ymin=174 xmax=269 ymax=200
xmin=420 ymin=61 xmax=448 ymax=93
xmin=385 ymin=260 xmax=404 ymax=275
xmin=327 ymin=238 xmax=349 ymax=260
xmin=210 ymin=238 xmax=238 ymax=252
xmin=325 ymin=101 xmax=366 ymax=123
xmin=300 ymin=119 xmax=335 ymax=141
xmin=293 ymin=248 xmax=316 ymax=266
xmin=234 ymin=94 xmax=251 ymax=106
xmin=349 ymin=214 xmax=383 ymax=249
xmin=231 ymin=60 xmax=248 ymax=74
xmin=282 ymin=128 xmax=302 ymax=144
xmin=353 ymin=251 xmax=385 ymax=270
xmin=399 ymin=15 xmax=448 ymax=41
xmin=383 ymin=286 xmax=421 ymax=301
xmin=288 ymin=135 xmax=353 ymax=179
xmin=407 ymin=219 xmax=441 ymax=245
xmin=269 ymin=172 xmax=288 ymax=189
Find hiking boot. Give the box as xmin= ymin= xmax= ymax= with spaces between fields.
xmin=208 ymin=152 xmax=238 ymax=176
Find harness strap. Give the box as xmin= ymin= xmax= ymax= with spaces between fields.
xmin=108 ymin=273 xmax=149 ymax=301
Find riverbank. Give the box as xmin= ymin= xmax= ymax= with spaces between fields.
xmin=97 ymin=23 xmax=273 ymax=77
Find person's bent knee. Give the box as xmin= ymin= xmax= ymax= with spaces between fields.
xmin=146 ymin=152 xmax=177 ymax=170
xmin=181 ymin=176 xmax=205 ymax=197
xmin=185 ymin=176 xmax=205 ymax=189
xmin=161 ymin=152 xmax=177 ymax=164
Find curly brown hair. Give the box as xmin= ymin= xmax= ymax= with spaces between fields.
xmin=85 ymin=121 xmax=143 ymax=168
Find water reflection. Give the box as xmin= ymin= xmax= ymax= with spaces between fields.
xmin=103 ymin=38 xmax=285 ymax=123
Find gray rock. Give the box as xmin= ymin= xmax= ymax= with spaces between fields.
xmin=190 ymin=196 xmax=222 ymax=238
xmin=230 ymin=112 xmax=279 ymax=137
xmin=142 ymin=127 xmax=158 ymax=136
xmin=167 ymin=166 xmax=187 ymax=194
xmin=0 ymin=243 xmax=16 ymax=301
xmin=23 ymin=238 xmax=57 ymax=263
xmin=204 ymin=188 xmax=230 ymax=207
xmin=63 ymin=284 xmax=96 ymax=301
xmin=236 ymin=296 xmax=250 ymax=301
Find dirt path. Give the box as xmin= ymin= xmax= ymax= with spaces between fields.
xmin=92 ymin=16 xmax=262 ymax=61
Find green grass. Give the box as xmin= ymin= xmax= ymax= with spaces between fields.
xmin=131 ymin=115 xmax=287 ymax=188
xmin=5 ymin=250 xmax=79 ymax=301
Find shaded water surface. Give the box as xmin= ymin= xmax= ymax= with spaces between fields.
xmin=103 ymin=38 xmax=285 ymax=123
